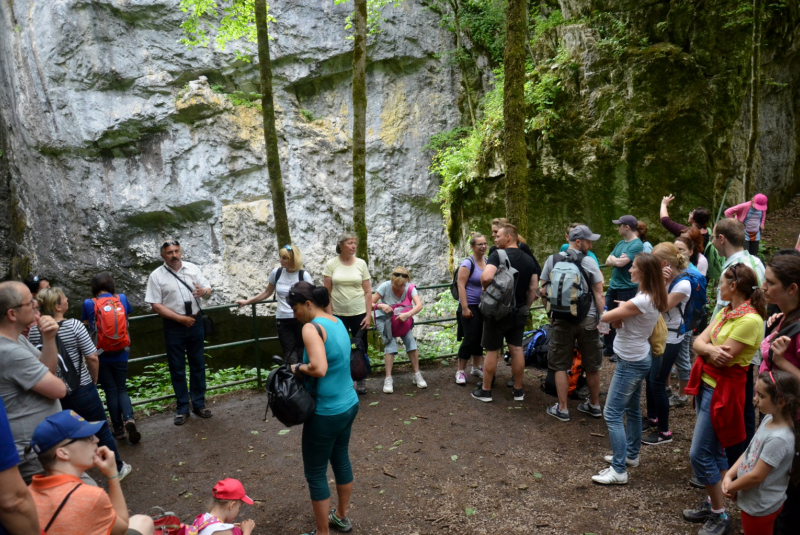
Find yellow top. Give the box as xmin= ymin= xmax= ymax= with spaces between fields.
xmin=702 ymin=311 xmax=764 ymax=388
xmin=323 ymin=256 xmax=371 ymax=316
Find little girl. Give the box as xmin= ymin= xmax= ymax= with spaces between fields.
xmin=722 ymin=370 xmax=800 ymax=535
xmin=193 ymin=478 xmax=256 ymax=535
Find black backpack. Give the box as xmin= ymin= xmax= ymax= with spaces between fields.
xmin=450 ymin=257 xmax=475 ymax=301
xmin=350 ymin=337 xmax=371 ymax=381
xmin=275 ymin=268 xmax=305 ymax=285
xmin=263 ymin=323 xmax=318 ymax=428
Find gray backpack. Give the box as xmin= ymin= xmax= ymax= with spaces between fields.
xmin=545 ymin=250 xmax=593 ymax=324
xmin=479 ymin=249 xmax=518 ymax=320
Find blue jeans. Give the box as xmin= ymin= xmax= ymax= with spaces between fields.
xmin=163 ymin=319 xmax=206 ymax=415
xmin=61 ymin=383 xmax=124 ymax=471
xmin=603 ymin=287 xmax=638 ymax=353
xmin=97 ymin=360 xmax=134 ymax=431
xmin=645 ymin=343 xmax=681 ymax=432
xmin=690 ymin=384 xmax=728 ymax=485
xmin=603 ymin=356 xmax=651 ymax=474
xmin=674 ymin=335 xmax=693 ymax=382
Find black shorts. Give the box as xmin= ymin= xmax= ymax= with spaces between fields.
xmin=481 ymin=313 xmax=527 ymax=351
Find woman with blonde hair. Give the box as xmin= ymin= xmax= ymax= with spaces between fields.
xmin=237 ymin=244 xmax=313 ymax=364
xmin=28 ymin=287 xmax=132 ymax=480
xmin=642 ymin=243 xmax=691 ymax=446
xmin=372 ymin=267 xmax=425 ymax=393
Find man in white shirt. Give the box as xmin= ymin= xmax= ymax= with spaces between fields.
xmin=145 ymin=241 xmax=212 ymax=426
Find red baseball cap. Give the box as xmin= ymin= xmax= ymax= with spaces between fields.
xmin=213 ymin=478 xmax=254 ymax=504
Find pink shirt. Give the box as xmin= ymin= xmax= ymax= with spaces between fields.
xmin=759 ymin=318 xmax=800 ymax=373
xmin=725 ymin=201 xmax=767 ymax=228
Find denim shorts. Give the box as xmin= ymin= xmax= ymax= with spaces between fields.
xmin=384 ymin=331 xmax=417 ymax=355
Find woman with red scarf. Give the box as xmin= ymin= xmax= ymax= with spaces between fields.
xmin=683 ymin=264 xmax=767 ymax=535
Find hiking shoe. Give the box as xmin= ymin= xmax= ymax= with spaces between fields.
xmin=669 ymin=394 xmax=689 ymax=407
xmin=682 ymin=500 xmax=713 ymax=523
xmin=578 ymin=402 xmax=603 ymax=418
xmin=124 ymin=420 xmax=141 ymax=445
xmin=383 ymin=377 xmax=394 ymax=394
xmin=356 ymin=379 xmax=367 ymax=395
xmin=470 ymin=366 xmax=484 ymax=378
xmin=455 ymin=371 xmax=467 ymax=385
xmin=699 ymin=513 xmax=731 ymax=535
xmin=642 ymin=431 xmax=673 ymax=446
xmin=591 ymin=467 xmax=628 ymax=485
xmin=641 ymin=417 xmax=657 ymax=432
xmin=512 ymin=388 xmax=524 ymax=401
xmin=117 ymin=462 xmax=132 ymax=482
xmin=546 ymin=403 xmax=570 ymax=422
xmin=604 ymin=455 xmax=639 ymax=467
xmin=112 ymin=427 xmax=126 ymax=440
xmin=328 ymin=508 xmax=353 ymax=533
xmin=471 ymin=388 xmax=492 ymax=402
xmin=689 ymin=476 xmax=704 ymax=489
xmin=412 ymin=372 xmax=427 ymax=389
xmin=192 ymin=407 xmax=212 ymax=418
xmin=174 ymin=413 xmax=189 ymax=426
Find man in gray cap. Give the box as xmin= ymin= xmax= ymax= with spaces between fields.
xmin=540 ymin=225 xmax=606 ymax=422
xmin=603 ymin=215 xmax=644 ymax=361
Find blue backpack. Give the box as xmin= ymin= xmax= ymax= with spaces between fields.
xmin=668 ymin=265 xmax=708 ymax=335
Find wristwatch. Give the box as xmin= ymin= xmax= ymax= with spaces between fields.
xmin=294 ymin=363 xmax=303 ymax=374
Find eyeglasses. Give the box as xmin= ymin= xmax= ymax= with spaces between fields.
xmin=13 ymin=300 xmax=36 ymax=309
xmin=769 ymin=370 xmax=783 ymax=399
xmin=392 ymin=272 xmax=409 ymax=279
xmin=62 ymin=436 xmax=94 ymax=447
xmin=161 ymin=240 xmax=180 ymax=250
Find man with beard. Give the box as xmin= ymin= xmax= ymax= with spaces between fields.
xmin=145 ymin=240 xmax=213 ymax=426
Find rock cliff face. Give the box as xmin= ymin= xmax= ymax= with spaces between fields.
xmin=0 ymin=0 xmax=458 ymax=305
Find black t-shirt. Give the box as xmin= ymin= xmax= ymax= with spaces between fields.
xmin=486 ymin=247 xmax=541 ymax=308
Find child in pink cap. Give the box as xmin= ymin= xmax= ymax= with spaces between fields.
xmin=725 ymin=193 xmax=768 ymax=256
xmin=192 ymin=478 xmax=256 ymax=535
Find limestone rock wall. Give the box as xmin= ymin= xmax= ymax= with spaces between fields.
xmin=0 ymin=0 xmax=459 ymax=306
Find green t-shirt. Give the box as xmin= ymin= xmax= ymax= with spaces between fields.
xmin=609 ymin=238 xmax=643 ymax=290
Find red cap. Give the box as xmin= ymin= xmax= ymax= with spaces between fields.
xmin=212 ymin=478 xmax=254 ymax=504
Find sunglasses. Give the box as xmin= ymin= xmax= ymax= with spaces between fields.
xmin=161 ymin=240 xmax=180 ymax=250
xmin=392 ymin=272 xmax=409 ymax=279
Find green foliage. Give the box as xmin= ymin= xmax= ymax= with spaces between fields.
xmin=591 ymin=12 xmax=629 ymax=57
xmin=229 ymin=90 xmax=263 ymax=109
xmin=300 ymin=109 xmax=316 ymax=122
xmin=459 ymin=0 xmax=507 ymax=64
xmin=334 ymin=0 xmax=404 ymax=37
xmin=179 ymin=0 xmax=272 ymax=62
xmin=423 ymin=127 xmax=472 ymax=153
xmin=530 ymin=7 xmax=565 ymax=47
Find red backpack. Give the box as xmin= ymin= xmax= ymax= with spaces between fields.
xmin=92 ymin=295 xmax=130 ymax=352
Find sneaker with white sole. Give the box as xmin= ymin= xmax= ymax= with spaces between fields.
xmin=591 ymin=466 xmax=628 ymax=485
xmin=455 ymin=371 xmax=467 ymax=385
xmin=512 ymin=388 xmax=524 ymax=401
xmin=669 ymin=393 xmax=690 ymax=407
xmin=413 ymin=372 xmax=427 ymax=389
xmin=470 ymin=366 xmax=484 ymax=378
xmin=383 ymin=377 xmax=394 ymax=394
xmin=604 ymin=455 xmax=640 ymax=467
xmin=471 ymin=388 xmax=492 ymax=402
xmin=577 ymin=402 xmax=603 ymax=418
xmin=641 ymin=431 xmax=673 ymax=446
xmin=546 ymin=403 xmax=570 ymax=422
xmin=118 ymin=461 xmax=132 ymax=482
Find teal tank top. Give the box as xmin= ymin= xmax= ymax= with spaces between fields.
xmin=303 ymin=317 xmax=359 ymax=416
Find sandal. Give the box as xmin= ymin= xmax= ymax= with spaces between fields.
xmin=174 ymin=413 xmax=189 ymax=426
xmin=192 ymin=408 xmax=212 ymax=418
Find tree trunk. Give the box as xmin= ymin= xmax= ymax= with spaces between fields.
xmin=255 ymin=0 xmax=291 ymax=248
xmin=503 ymin=0 xmax=528 ymax=239
xmin=352 ymin=0 xmax=369 ymax=261
xmin=743 ymin=0 xmax=761 ymax=199
xmin=450 ymin=0 xmax=476 ymax=128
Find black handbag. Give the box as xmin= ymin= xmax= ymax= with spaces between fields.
xmin=264 ymin=355 xmax=316 ymax=427
xmin=163 ymin=267 xmax=214 ymax=336
xmin=349 ymin=337 xmax=371 ymax=381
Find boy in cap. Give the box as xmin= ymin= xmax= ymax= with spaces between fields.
xmin=27 ymin=410 xmax=154 ymax=535
xmin=540 ymin=225 xmax=606 ymax=421
xmin=192 ymin=478 xmax=255 ymax=535
xmin=604 ymin=215 xmax=644 ymax=361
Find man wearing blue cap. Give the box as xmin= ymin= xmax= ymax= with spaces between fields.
xmin=27 ymin=410 xmax=154 ymax=535
xmin=604 ymin=215 xmax=644 ymax=361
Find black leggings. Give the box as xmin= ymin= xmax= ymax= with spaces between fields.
xmin=276 ymin=318 xmax=304 ymax=364
xmin=335 ymin=313 xmax=367 ymax=342
xmin=457 ymin=305 xmax=483 ymax=360
xmin=645 ymin=342 xmax=681 ymax=433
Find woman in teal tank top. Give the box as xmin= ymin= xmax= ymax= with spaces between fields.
xmin=287 ymin=282 xmax=359 ymax=535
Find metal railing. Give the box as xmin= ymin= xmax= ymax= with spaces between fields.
xmin=128 ymin=263 xmax=611 ymax=407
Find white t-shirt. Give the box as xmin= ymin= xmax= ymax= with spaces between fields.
xmin=613 ymin=292 xmax=661 ymax=361
xmin=663 ymin=278 xmax=691 ymax=344
xmin=696 ymin=254 xmax=708 ymax=277
xmin=268 ymin=268 xmax=314 ymax=319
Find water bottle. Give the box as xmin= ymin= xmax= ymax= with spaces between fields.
xmin=598 ymin=306 xmax=610 ymax=335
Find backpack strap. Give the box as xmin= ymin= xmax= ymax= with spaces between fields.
xmin=768 ymin=320 xmax=800 ymax=367
xmin=299 ymin=269 xmax=305 ymax=283
xmin=44 ymin=483 xmax=82 ymax=532
xmin=467 ymin=257 xmax=475 ymax=279
xmin=276 ymin=267 xmax=284 ymax=283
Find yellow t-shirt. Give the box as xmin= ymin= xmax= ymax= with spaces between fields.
xmin=323 ymin=257 xmax=371 ymax=316
xmin=702 ymin=311 xmax=764 ymax=388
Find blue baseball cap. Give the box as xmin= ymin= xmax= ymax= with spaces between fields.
xmin=30 ymin=410 xmax=105 ymax=454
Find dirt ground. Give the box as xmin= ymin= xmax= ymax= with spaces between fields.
xmin=761 ymin=194 xmax=800 ymax=251
xmin=116 ymin=361 xmax=747 ymax=535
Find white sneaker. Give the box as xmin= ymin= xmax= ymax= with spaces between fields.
xmin=455 ymin=371 xmax=467 ymax=385
xmin=592 ymin=467 xmax=628 ymax=485
xmin=413 ymin=372 xmax=427 ymax=389
xmin=117 ymin=462 xmax=132 ymax=482
xmin=383 ymin=377 xmax=394 ymax=394
xmin=470 ymin=366 xmax=484 ymax=378
xmin=604 ymin=455 xmax=640 ymax=467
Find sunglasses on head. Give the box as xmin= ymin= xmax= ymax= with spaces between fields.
xmin=392 ymin=272 xmax=409 ymax=279
xmin=162 ymin=240 xmax=180 ymax=250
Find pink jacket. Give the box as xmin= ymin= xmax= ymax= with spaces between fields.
xmin=724 ymin=201 xmax=767 ymax=227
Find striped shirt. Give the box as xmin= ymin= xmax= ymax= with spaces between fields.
xmin=28 ymin=319 xmax=96 ymax=387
